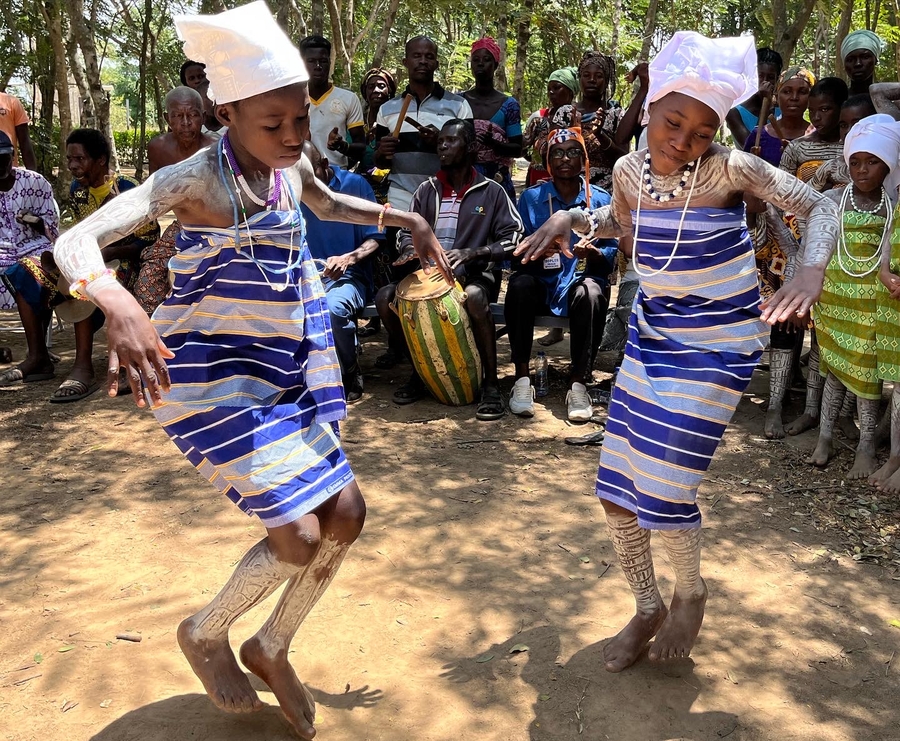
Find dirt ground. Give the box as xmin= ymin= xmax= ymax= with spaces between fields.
xmin=2 ymin=311 xmax=900 ymax=741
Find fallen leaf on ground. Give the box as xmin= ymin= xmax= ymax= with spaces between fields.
xmin=99 ymin=699 xmax=111 ymax=708
xmin=538 ymin=694 xmax=551 ymax=701
xmin=889 ymin=619 xmax=900 ymax=629
xmin=58 ymin=646 xmax=74 ymax=653
xmin=475 ymin=653 xmax=494 ymax=663
xmin=509 ymin=644 xmax=530 ymax=654
xmin=579 ymin=556 xmax=591 ymax=563
xmin=33 ymin=653 xmax=43 ymax=664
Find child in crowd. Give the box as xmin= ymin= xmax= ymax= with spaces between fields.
xmin=809 ymin=115 xmax=900 ymax=479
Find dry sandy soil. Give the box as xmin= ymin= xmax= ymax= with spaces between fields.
xmin=1 ymin=312 xmax=899 ymax=741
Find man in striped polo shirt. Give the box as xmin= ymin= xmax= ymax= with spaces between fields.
xmin=373 ymin=36 xmax=474 ymax=213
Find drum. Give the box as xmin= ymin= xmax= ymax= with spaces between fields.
xmin=393 ymin=269 xmax=482 ymax=406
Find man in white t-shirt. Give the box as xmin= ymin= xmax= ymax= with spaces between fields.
xmin=299 ymin=35 xmax=366 ymax=169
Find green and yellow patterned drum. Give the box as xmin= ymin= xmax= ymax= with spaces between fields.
xmin=393 ymin=269 xmax=482 ymax=405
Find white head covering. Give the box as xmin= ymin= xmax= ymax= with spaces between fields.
xmin=174 ymin=0 xmax=308 ymax=105
xmin=644 ymin=31 xmax=757 ymax=125
xmin=843 ymin=113 xmax=900 ymax=202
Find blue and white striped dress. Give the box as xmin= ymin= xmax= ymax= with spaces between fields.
xmin=150 ymin=207 xmax=354 ymax=529
xmin=596 ymin=206 xmax=768 ymax=529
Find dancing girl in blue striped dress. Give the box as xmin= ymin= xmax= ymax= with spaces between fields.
xmin=52 ymin=3 xmax=451 ymax=738
xmin=517 ymin=31 xmax=839 ymax=673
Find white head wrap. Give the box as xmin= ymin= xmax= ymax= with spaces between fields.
xmin=174 ymin=0 xmax=309 ymax=105
xmin=843 ymin=113 xmax=900 ymax=202
xmin=644 ymin=31 xmax=757 ymax=125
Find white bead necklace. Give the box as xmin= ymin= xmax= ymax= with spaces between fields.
xmin=633 ymin=154 xmax=701 ymax=279
xmin=835 ymin=185 xmax=890 ymax=279
xmin=641 ymin=151 xmax=695 ymax=202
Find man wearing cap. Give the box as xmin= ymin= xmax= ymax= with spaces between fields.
xmin=51 ymin=3 xmax=450 ymax=737
xmin=0 ymin=89 xmax=36 ymax=170
xmin=1 ymin=127 xmax=159 ymax=401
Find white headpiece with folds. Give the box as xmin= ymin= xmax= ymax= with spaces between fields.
xmin=644 ymin=31 xmax=758 ymax=125
xmin=844 ymin=114 xmax=900 ymax=203
xmin=174 ymin=0 xmax=309 ymax=105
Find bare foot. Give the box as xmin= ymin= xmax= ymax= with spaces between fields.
xmin=805 ymin=437 xmax=834 ymax=468
xmin=877 ymin=467 xmax=900 ymax=495
xmin=848 ymin=449 xmax=878 ymax=480
xmin=838 ymin=415 xmax=860 ymax=442
xmin=177 ymin=617 xmax=263 ymax=713
xmin=649 ymin=581 xmax=708 ymax=661
xmin=870 ymin=456 xmax=900 ymax=488
xmin=764 ymin=407 xmax=785 ymax=439
xmin=241 ymin=636 xmax=317 ymax=739
xmin=786 ymin=412 xmax=818 ymax=436
xmin=538 ymin=327 xmax=564 ymax=346
xmin=602 ymin=607 xmax=667 ymax=673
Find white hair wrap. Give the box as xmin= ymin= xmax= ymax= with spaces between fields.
xmin=644 ymin=31 xmax=758 ymax=125
xmin=174 ymin=0 xmax=309 ymax=105
xmin=844 ymin=113 xmax=900 ymax=203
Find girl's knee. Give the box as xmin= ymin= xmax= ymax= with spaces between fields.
xmin=325 ymin=482 xmax=367 ymax=544
xmin=267 ymin=515 xmax=322 ymax=567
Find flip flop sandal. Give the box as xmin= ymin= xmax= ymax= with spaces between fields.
xmin=475 ymin=388 xmax=506 ymax=421
xmin=564 ymin=430 xmax=605 ymax=446
xmin=375 ymin=349 xmax=401 ymax=369
xmin=0 ymin=367 xmax=56 ymax=387
xmin=49 ymin=378 xmax=100 ymax=404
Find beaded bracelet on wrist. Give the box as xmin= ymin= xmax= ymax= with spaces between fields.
xmin=70 ymin=268 xmax=116 ymax=300
xmin=572 ymin=208 xmax=600 ymax=239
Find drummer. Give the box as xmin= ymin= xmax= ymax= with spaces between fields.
xmin=374 ymin=118 xmax=524 ymax=419
xmin=1 ymin=127 xmax=160 ymax=403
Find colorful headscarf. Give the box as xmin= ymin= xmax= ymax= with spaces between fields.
xmin=841 ymin=29 xmax=885 ymax=63
xmin=578 ymin=51 xmax=617 ymax=99
xmin=545 ymin=127 xmax=591 ymax=204
xmin=844 ymin=113 xmax=900 ymax=203
xmin=471 ymin=36 xmax=501 ymax=65
xmin=548 ymin=67 xmax=580 ymax=95
xmin=359 ymin=67 xmax=397 ymax=100
xmin=779 ymin=66 xmax=816 ymax=89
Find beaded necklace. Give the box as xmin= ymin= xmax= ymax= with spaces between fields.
xmin=222 ymin=133 xmax=282 ymax=207
xmin=836 ymin=184 xmax=890 ymax=279
xmin=633 ymin=154 xmax=701 ymax=279
xmin=640 ymin=151 xmax=694 ymax=202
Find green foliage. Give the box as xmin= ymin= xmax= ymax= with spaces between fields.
xmin=114 ymin=129 xmax=161 ymax=167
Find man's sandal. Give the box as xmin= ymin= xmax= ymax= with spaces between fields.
xmin=0 ymin=367 xmax=56 ymax=387
xmin=475 ymin=387 xmax=506 ymax=421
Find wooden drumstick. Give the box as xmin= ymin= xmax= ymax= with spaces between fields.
xmin=751 ymin=97 xmax=770 ymax=156
xmin=392 ymin=94 xmax=415 ymax=138
xmin=768 ymin=113 xmax=786 ymax=142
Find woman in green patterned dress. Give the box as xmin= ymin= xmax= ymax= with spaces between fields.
xmin=809 ymin=115 xmax=900 ymax=479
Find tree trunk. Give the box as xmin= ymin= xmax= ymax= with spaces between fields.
xmin=310 ymin=0 xmax=325 ymax=35
xmin=42 ymin=0 xmax=73 ymax=189
xmin=325 ymin=0 xmax=353 ymax=85
xmin=371 ymin=0 xmax=400 ymax=69
xmin=65 ymin=24 xmax=91 ymax=125
xmin=0 ymin=0 xmax=23 ymax=90
xmin=771 ymin=0 xmax=818 ymax=66
xmin=495 ymin=12 xmax=509 ymax=92
xmin=610 ymin=0 xmax=622 ymax=61
xmin=640 ymin=0 xmax=660 ymax=60
xmin=512 ymin=0 xmax=534 ymax=106
xmin=891 ymin=0 xmax=900 ymax=81
xmin=67 ymin=0 xmax=117 ymax=169
xmin=135 ymin=0 xmax=151 ymax=180
xmin=833 ymin=0 xmax=855 ymax=76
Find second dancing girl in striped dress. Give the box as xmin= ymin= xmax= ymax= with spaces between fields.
xmin=516 ymin=31 xmax=840 ymax=673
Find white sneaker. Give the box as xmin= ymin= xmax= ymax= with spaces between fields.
xmin=566 ymin=382 xmax=593 ymax=422
xmin=509 ymin=376 xmax=535 ymax=417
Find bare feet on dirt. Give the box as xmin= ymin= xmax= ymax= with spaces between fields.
xmin=602 ymin=607 xmax=667 ymax=673
xmin=874 ymin=465 xmax=900 ymax=495
xmin=806 ymin=438 xmax=834 ymax=468
xmin=870 ymin=456 xmax=900 ymax=488
xmin=848 ymin=448 xmax=878 ymax=480
xmin=241 ymin=636 xmax=317 ymax=739
xmin=538 ymin=327 xmax=564 ymax=346
xmin=785 ymin=412 xmax=818 ymax=436
xmin=177 ymin=617 xmax=263 ymax=714
xmin=764 ymin=407 xmax=785 ymax=439
xmin=649 ymin=581 xmax=708 ymax=661
xmin=837 ymin=415 xmax=860 ymax=442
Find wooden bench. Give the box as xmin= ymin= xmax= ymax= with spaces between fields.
xmin=358 ymin=303 xmax=568 ymax=338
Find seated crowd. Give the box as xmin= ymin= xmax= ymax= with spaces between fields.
xmin=6 ymin=26 xmax=900 ymax=500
